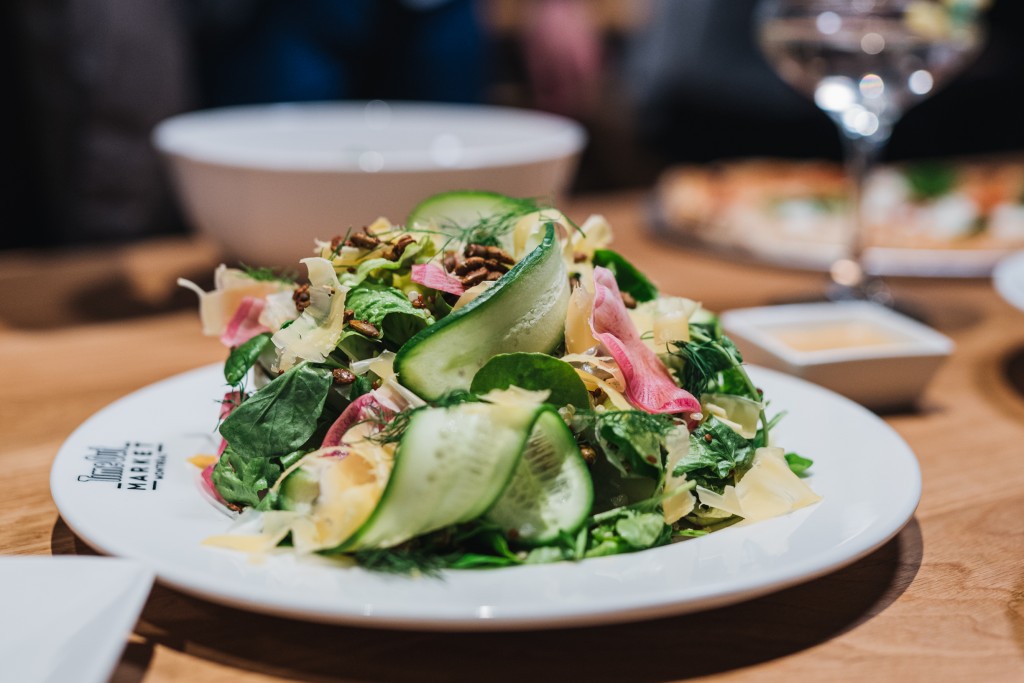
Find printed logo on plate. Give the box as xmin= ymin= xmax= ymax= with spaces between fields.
xmin=76 ymin=442 xmax=167 ymax=491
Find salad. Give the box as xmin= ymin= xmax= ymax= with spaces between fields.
xmin=180 ymin=191 xmax=820 ymax=573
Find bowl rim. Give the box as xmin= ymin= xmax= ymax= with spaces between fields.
xmin=152 ymin=101 xmax=587 ymax=173
xmin=720 ymin=301 xmax=955 ymax=367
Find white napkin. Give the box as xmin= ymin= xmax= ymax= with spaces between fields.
xmin=0 ymin=556 xmax=154 ymax=683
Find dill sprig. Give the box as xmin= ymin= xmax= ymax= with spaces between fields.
xmin=240 ymin=263 xmax=297 ymax=284
xmin=670 ymin=322 xmax=744 ymax=397
xmin=352 ymin=546 xmax=448 ymax=577
xmin=366 ymin=407 xmax=413 ymax=445
xmin=406 ymin=198 xmax=541 ymax=252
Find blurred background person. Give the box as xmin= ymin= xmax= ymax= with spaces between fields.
xmin=4 ymin=0 xmax=1022 ymax=251
xmin=626 ymin=0 xmax=1024 ymax=164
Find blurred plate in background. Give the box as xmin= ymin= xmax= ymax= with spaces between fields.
xmin=653 ymin=156 xmax=1024 ymax=277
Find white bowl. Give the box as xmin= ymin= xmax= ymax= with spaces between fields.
xmin=721 ymin=301 xmax=954 ymax=411
xmin=153 ymin=101 xmax=586 ymax=267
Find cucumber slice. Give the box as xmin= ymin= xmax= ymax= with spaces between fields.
xmin=279 ymin=465 xmax=319 ymax=513
xmin=407 ymin=190 xmax=537 ymax=233
xmin=394 ymin=225 xmax=570 ymax=400
xmin=335 ymin=401 xmax=545 ymax=551
xmin=486 ymin=410 xmax=593 ymax=545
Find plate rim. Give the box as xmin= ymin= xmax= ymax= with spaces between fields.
xmin=50 ymin=363 xmax=922 ymax=631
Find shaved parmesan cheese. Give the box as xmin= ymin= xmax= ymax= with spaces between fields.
xmin=697 ymin=447 xmax=821 ymax=522
xmin=259 ymin=290 xmax=299 ymax=331
xmin=479 ymin=385 xmax=551 ymax=408
xmin=351 ymin=350 xmax=397 ymax=379
xmin=512 ymin=209 xmax=572 ymax=259
xmin=178 ymin=265 xmax=291 ymax=337
xmin=272 ymin=257 xmax=350 ymax=371
xmin=662 ymin=425 xmax=696 ymax=524
xmin=565 ymin=284 xmax=600 ymax=354
xmin=373 ymin=376 xmax=427 ymax=412
xmin=702 ymin=394 xmax=763 ymax=439
xmin=452 ymin=281 xmax=495 ymax=311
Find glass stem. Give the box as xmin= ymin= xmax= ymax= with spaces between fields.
xmin=834 ymin=133 xmax=887 ymax=300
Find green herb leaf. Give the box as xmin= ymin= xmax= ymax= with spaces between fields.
xmin=674 ymin=416 xmax=753 ymax=486
xmin=224 ymin=333 xmax=272 ymax=386
xmin=592 ymin=249 xmax=658 ymax=302
xmin=615 ymin=512 xmax=666 ymax=548
xmin=784 ymin=452 xmax=814 ymax=476
xmin=210 ymin=445 xmax=283 ymax=507
xmin=594 ymin=411 xmax=674 ymax=480
xmin=240 ymin=264 xmax=296 ymax=284
xmin=219 ymin=363 xmax=333 ymax=457
xmin=470 ymin=352 xmax=591 ymax=408
xmin=670 ymin=322 xmax=745 ymax=397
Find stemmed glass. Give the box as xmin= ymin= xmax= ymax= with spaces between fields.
xmin=756 ymin=0 xmax=984 ymax=302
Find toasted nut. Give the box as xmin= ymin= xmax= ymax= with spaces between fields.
xmin=349 ymin=319 xmax=380 ymax=337
xmin=292 ymin=283 xmax=311 ymax=312
xmin=460 ymin=267 xmax=489 ymax=287
xmin=343 ymin=308 xmax=355 ymax=322
xmin=332 ymin=368 xmax=356 ymax=385
xmin=443 ymin=250 xmax=458 ymax=272
xmin=620 ymin=291 xmax=638 ymax=309
xmin=579 ymin=446 xmax=597 ymax=465
xmin=347 ymin=232 xmax=381 ymax=250
xmin=410 ymin=293 xmax=426 ymax=309
xmin=455 ymin=256 xmax=487 ymax=275
xmin=465 ymin=243 xmax=514 ymax=264
xmin=386 ymin=235 xmax=416 ymax=261
xmin=573 ymin=251 xmax=587 ymax=263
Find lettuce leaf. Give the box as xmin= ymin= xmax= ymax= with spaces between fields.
xmin=345 ymin=283 xmax=434 ymax=347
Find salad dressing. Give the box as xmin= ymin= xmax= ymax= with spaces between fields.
xmin=767 ymin=320 xmax=912 ymax=352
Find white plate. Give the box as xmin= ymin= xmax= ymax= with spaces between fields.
xmin=50 ymin=364 xmax=920 ymax=631
xmin=993 ymin=251 xmax=1024 ymax=311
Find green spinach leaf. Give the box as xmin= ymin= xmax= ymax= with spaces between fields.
xmin=220 ymin=363 xmax=333 ymax=457
xmin=224 ymin=333 xmax=272 ymax=386
xmin=785 ymin=452 xmax=814 ymax=476
xmin=592 ymin=249 xmax=658 ymax=302
xmin=470 ymin=352 xmax=591 ymax=408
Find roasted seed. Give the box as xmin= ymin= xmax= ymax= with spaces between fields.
xmin=349 ymin=319 xmax=380 ymax=337
xmin=573 ymin=251 xmax=587 ymax=263
xmin=460 ymin=267 xmax=489 ymax=287
xmin=579 ymin=446 xmax=598 ymax=465
xmin=465 ymin=243 xmax=514 ymax=264
xmin=343 ymin=308 xmax=354 ymax=322
xmin=704 ymin=432 xmax=713 ymax=443
xmin=443 ymin=250 xmax=458 ymax=273
xmin=292 ymin=283 xmax=311 ymax=312
xmin=455 ymin=256 xmax=487 ymax=275
xmin=620 ymin=291 xmax=638 ymax=309
xmin=332 ymin=368 xmax=356 ymax=385
xmin=386 ymin=235 xmax=416 ymax=261
xmin=347 ymin=232 xmax=381 ymax=249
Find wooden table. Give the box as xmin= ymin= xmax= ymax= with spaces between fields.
xmin=3 ymin=192 xmax=1023 ymax=682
